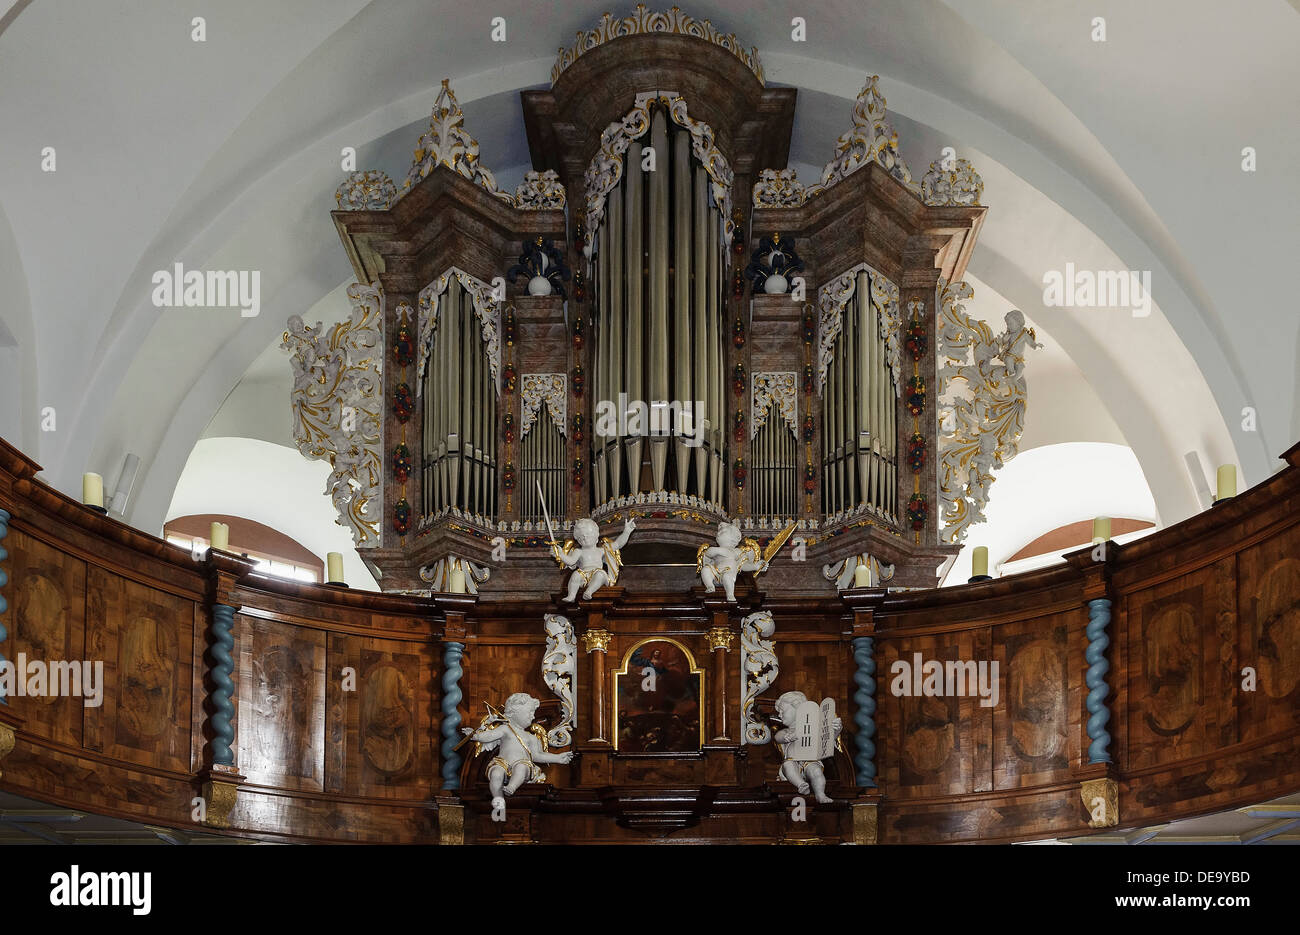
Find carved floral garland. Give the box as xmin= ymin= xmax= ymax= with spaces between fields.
xmin=749 ymin=372 xmax=798 ymax=439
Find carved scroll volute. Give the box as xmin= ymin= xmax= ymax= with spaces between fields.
xmin=740 ymin=610 xmax=778 ymax=745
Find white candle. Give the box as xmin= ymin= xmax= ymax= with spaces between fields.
xmin=1216 ymin=464 xmax=1237 ymax=501
xmin=449 ymin=565 xmax=468 ymax=593
xmin=853 ymin=562 xmax=870 ymax=587
xmin=1092 ymin=517 xmax=1111 ymax=544
xmin=82 ymin=472 xmax=104 ymax=509
xmin=209 ymin=522 xmax=229 ymax=551
xmin=326 ymin=552 xmax=345 ymax=584
xmin=971 ymin=546 xmax=989 ymax=577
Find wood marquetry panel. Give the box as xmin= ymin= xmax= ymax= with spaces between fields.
xmin=993 ymin=613 xmax=1073 ymax=790
xmin=84 ymin=565 xmax=194 ymax=773
xmin=1122 ymin=563 xmax=1236 ymax=771
xmin=236 ymin=615 xmax=326 ymax=792
xmin=324 ymin=633 xmax=435 ymax=798
xmin=3 ymin=527 xmax=86 ymax=747
xmin=1237 ymin=520 xmax=1300 ymax=742
xmin=877 ymin=629 xmax=985 ymax=797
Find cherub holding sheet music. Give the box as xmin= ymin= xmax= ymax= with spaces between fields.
xmin=773 ymin=690 xmax=843 ymax=803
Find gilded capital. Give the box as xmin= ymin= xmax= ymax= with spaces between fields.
xmin=582 ymin=628 xmax=612 ymax=653
xmin=706 ymin=627 xmax=735 ymax=651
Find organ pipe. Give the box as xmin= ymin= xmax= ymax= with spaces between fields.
xmin=821 ymin=270 xmax=897 ymax=521
xmin=589 ymin=102 xmax=727 ymax=509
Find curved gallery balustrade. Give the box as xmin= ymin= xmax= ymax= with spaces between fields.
xmin=0 ymin=435 xmax=1296 ymax=843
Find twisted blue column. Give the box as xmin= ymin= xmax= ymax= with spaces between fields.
xmin=440 ymin=642 xmax=465 ymax=790
xmin=1085 ymin=598 xmax=1113 ymax=764
xmin=207 ymin=604 xmax=236 ymax=766
xmin=0 ymin=509 xmax=11 ymax=707
xmin=852 ymin=636 xmax=877 ymax=787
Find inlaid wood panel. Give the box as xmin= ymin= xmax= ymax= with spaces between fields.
xmin=877 ymin=629 xmax=983 ymax=797
xmin=324 ymin=633 xmax=435 ymax=798
xmin=1236 ymin=522 xmax=1300 ymax=745
xmin=1122 ymin=563 xmax=1236 ymax=771
xmin=236 ymin=615 xmax=326 ymax=792
xmin=3 ymin=527 xmax=86 ymax=747
xmin=84 ymin=565 xmax=194 ymax=773
xmin=993 ymin=614 xmax=1072 ymax=789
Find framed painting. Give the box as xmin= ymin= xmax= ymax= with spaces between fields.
xmin=613 ymin=638 xmax=704 ymax=752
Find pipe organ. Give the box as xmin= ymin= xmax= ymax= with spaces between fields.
xmin=328 ymin=8 xmax=987 ymax=594
xmin=590 ymin=101 xmax=729 ymax=508
xmin=820 ymin=267 xmax=899 ymax=523
xmin=420 ymin=276 xmax=498 ymax=519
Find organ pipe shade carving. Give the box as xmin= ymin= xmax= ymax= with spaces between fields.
xmin=819 ymin=267 xmax=899 ymax=521
xmin=590 ymin=99 xmax=728 ymax=508
xmin=521 ymin=404 xmax=567 ymax=522
xmin=422 ymin=276 xmax=498 ymax=518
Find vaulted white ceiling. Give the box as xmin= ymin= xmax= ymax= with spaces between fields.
xmin=0 ymin=0 xmax=1295 ymax=539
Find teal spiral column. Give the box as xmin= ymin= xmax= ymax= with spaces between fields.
xmin=851 ymin=636 xmax=877 ymax=787
xmin=440 ymin=642 xmax=465 ymax=790
xmin=207 ymin=604 xmax=237 ymax=766
xmin=1085 ymin=598 xmax=1112 ymax=764
xmin=0 ymin=509 xmax=10 ymax=706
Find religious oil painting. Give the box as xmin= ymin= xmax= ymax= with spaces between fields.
xmin=614 ymin=638 xmax=704 ymax=752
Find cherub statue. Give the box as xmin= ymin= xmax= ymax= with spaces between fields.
xmin=697 ymin=522 xmax=767 ymax=602
xmin=550 ymin=517 xmax=635 ymax=601
xmin=461 ymin=692 xmax=573 ymax=810
xmin=773 ymin=690 xmax=843 ymax=804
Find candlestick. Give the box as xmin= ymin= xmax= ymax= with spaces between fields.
xmin=82 ymin=473 xmax=105 ymax=512
xmin=209 ymin=521 xmax=229 ymax=551
xmin=1092 ymin=517 xmax=1111 ymax=544
xmin=326 ymin=552 xmax=345 ymax=585
xmin=1215 ymin=464 xmax=1236 ymax=501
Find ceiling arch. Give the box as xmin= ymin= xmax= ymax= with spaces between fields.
xmin=0 ymin=0 xmax=1290 ymax=538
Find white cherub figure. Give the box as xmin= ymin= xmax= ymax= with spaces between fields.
xmin=550 ymin=517 xmax=635 ymax=601
xmin=461 ymin=692 xmax=573 ymax=810
xmin=697 ymin=522 xmax=767 ymax=602
xmin=773 ymin=690 xmax=843 ymax=804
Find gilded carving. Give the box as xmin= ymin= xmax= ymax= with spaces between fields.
xmin=750 ymin=372 xmax=798 ymax=439
xmin=582 ymin=629 xmax=612 ymax=654
xmin=438 ymin=802 xmax=465 ymax=845
xmin=706 ymin=627 xmax=734 ymax=652
xmin=520 ymin=373 xmax=568 ymax=439
xmin=402 ymin=80 xmax=513 ymax=205
xmin=936 ymin=280 xmax=1040 ymax=543
xmin=513 ymin=170 xmax=567 ymax=209
xmin=0 ymin=721 xmax=15 ymax=780
xmin=817 ymin=264 xmax=901 ymax=396
xmin=335 ymin=169 xmax=397 ymax=211
xmin=740 ymin=610 xmax=778 ymax=745
xmin=551 ymin=5 xmax=765 ymax=86
xmin=414 ymin=268 xmax=504 ymax=396
xmin=201 ymin=778 xmax=240 ymax=829
xmin=921 ymin=157 xmax=984 ymax=207
xmin=585 ymin=92 xmax=735 ymax=244
xmin=281 ymin=283 xmax=384 ymax=545
xmin=851 ymin=801 xmax=878 ymax=844
xmin=1081 ymin=777 xmax=1119 ymax=829
xmin=751 ymin=168 xmax=807 ymax=208
xmin=804 ymin=76 xmax=916 ymax=200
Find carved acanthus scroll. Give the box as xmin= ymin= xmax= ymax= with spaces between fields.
xmin=816 ymin=264 xmax=901 ymax=395
xmin=750 ymin=372 xmax=798 ymax=439
xmin=281 ymin=283 xmax=384 ymax=546
xmin=542 ymin=613 xmax=577 ymax=748
xmin=936 ymin=280 xmax=1041 ymax=543
xmin=414 ymin=267 xmax=504 ymax=395
xmin=520 ymin=373 xmax=567 ymax=439
xmin=740 ymin=610 xmax=778 ymax=745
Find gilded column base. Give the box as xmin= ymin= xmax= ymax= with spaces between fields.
xmin=437 ymin=800 xmax=465 ymax=845
xmin=851 ymin=800 xmax=879 ymax=844
xmin=1080 ymin=777 xmax=1119 ymax=829
xmin=0 ymin=720 xmax=16 ymax=780
xmin=198 ymin=764 xmax=244 ymax=829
